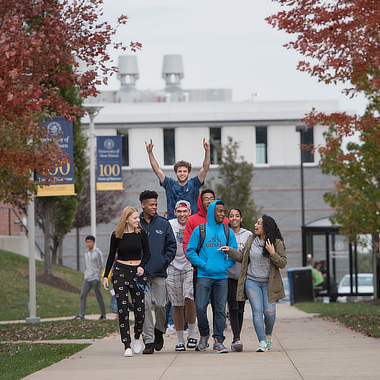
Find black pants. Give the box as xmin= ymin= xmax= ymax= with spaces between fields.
xmin=113 ymin=262 xmax=147 ymax=349
xmin=227 ymin=278 xmax=245 ymax=342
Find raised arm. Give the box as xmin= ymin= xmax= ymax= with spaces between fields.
xmin=198 ymin=138 xmax=210 ymax=184
xmin=145 ymin=139 xmax=165 ymax=184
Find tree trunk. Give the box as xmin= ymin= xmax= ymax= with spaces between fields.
xmin=44 ymin=200 xmax=52 ymax=275
xmin=58 ymin=236 xmax=63 ymax=266
xmin=76 ymin=227 xmax=80 ymax=271
xmin=51 ymin=234 xmax=59 ymax=265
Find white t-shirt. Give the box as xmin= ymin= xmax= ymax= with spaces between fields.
xmin=169 ymin=218 xmax=192 ymax=271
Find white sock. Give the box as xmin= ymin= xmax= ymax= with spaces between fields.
xmin=176 ymin=330 xmax=185 ymax=345
xmin=188 ymin=323 xmax=197 ymax=339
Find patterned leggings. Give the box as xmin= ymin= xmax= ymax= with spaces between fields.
xmin=112 ymin=262 xmax=148 ymax=349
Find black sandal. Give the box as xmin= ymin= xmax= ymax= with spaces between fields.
xmin=175 ymin=343 xmax=186 ymax=351
xmin=186 ymin=337 xmax=198 ymax=349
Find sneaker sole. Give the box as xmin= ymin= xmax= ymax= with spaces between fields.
xmin=213 ymin=349 xmax=228 ymax=353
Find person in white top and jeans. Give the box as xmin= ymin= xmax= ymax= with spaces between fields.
xmin=74 ymin=235 xmax=106 ymax=320
xmin=167 ymin=200 xmax=198 ymax=351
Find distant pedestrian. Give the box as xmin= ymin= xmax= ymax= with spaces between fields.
xmin=220 ymin=215 xmax=287 ymax=352
xmin=103 ymin=206 xmax=151 ymax=357
xmin=74 ymin=235 xmax=106 ymax=321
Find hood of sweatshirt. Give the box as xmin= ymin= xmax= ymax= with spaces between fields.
xmin=196 ymin=192 xmax=207 ymax=217
xmin=206 ymin=200 xmax=221 ymax=227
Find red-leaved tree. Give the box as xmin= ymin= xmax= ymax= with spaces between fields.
xmin=267 ymin=1 xmax=380 ymax=243
xmin=267 ymin=0 xmax=380 ymax=136
xmin=0 ymin=0 xmax=141 ymax=203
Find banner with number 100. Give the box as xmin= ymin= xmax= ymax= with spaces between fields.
xmin=96 ymin=136 xmax=123 ymax=191
xmin=37 ymin=117 xmax=75 ymax=197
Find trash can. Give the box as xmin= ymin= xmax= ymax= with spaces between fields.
xmin=288 ymin=267 xmax=314 ymax=305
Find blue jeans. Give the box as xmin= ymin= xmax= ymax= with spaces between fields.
xmin=195 ymin=277 xmax=228 ymax=343
xmin=245 ymin=278 xmax=276 ymax=343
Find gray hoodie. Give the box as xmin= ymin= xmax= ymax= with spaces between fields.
xmin=227 ymin=228 xmax=253 ymax=280
xmin=84 ymin=247 xmax=104 ymax=282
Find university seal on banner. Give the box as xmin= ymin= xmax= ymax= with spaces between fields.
xmin=104 ymin=139 xmax=115 ymax=149
xmin=47 ymin=121 xmax=62 ymax=137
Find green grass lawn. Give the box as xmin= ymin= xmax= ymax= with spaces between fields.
xmin=0 ymin=319 xmax=119 ymax=341
xmin=295 ymin=301 xmax=380 ymax=338
xmin=0 ymin=249 xmax=112 ymax=321
xmin=0 ymin=249 xmax=122 ymax=379
xmin=0 ymin=342 xmax=88 ymax=380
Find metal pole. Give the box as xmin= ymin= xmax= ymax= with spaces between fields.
xmin=300 ymin=130 xmax=305 ymax=228
xmin=89 ymin=111 xmax=96 ymax=239
xmin=26 ymin=195 xmax=40 ymax=323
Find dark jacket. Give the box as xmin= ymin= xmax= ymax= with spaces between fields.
xmin=140 ymin=212 xmax=176 ymax=277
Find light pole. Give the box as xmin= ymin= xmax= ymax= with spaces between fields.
xmin=26 ymin=194 xmax=40 ymax=323
xmin=296 ymin=124 xmax=308 ymax=266
xmin=83 ymin=105 xmax=103 ymax=240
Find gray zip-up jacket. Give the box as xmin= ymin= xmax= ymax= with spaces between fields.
xmin=227 ymin=228 xmax=253 ymax=280
xmin=84 ymin=247 xmax=104 ymax=281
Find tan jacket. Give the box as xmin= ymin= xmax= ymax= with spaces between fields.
xmin=227 ymin=235 xmax=287 ymax=304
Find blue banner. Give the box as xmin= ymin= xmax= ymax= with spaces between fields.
xmin=37 ymin=117 xmax=75 ymax=197
xmin=96 ymin=136 xmax=123 ymax=190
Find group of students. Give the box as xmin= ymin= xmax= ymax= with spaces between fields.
xmin=77 ymin=138 xmax=287 ymax=357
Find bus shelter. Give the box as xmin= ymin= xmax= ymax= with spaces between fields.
xmin=301 ymin=217 xmax=376 ymax=301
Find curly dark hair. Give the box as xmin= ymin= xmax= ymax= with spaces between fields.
xmin=261 ymin=214 xmax=284 ymax=258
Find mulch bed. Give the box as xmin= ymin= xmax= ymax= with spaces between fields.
xmin=35 ymin=273 xmax=81 ymax=294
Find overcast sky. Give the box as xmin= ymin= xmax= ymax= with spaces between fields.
xmin=99 ymin=0 xmax=367 ymax=114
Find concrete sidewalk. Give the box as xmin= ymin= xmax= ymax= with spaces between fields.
xmin=22 ymin=303 xmax=380 ymax=380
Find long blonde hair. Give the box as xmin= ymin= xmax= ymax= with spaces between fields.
xmin=115 ymin=206 xmax=141 ymax=238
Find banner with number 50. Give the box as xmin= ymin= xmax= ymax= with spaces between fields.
xmin=96 ymin=136 xmax=123 ymax=191
xmin=37 ymin=117 xmax=75 ymax=197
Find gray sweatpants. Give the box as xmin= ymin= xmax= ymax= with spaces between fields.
xmin=142 ymin=275 xmax=167 ymax=344
xmin=79 ymin=279 xmax=106 ymax=317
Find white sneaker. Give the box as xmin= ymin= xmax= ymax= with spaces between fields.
xmin=124 ymin=348 xmax=132 ymax=357
xmin=256 ymin=341 xmax=267 ymax=352
xmin=133 ymin=338 xmax=142 ymax=354
xmin=166 ymin=324 xmax=176 ymax=335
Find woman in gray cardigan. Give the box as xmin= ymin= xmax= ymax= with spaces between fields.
xmin=220 ymin=215 xmax=286 ymax=352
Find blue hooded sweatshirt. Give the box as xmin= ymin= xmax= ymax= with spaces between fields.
xmin=186 ymin=200 xmax=237 ymax=280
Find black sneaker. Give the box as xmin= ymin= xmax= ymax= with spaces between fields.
xmin=142 ymin=343 xmax=154 ymax=354
xmin=154 ymin=328 xmax=164 ymax=351
xmin=73 ymin=315 xmax=84 ymax=320
xmin=99 ymin=315 xmax=106 ymax=320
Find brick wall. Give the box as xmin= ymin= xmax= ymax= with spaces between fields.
xmin=0 ymin=201 xmax=27 ymax=236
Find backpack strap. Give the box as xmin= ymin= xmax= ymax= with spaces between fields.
xmin=196 ymin=223 xmax=206 ymax=254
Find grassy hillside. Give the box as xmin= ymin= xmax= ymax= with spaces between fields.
xmin=0 ymin=249 xmax=112 ymax=321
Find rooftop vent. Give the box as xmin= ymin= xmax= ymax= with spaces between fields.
xmin=162 ymin=55 xmax=184 ymax=86
xmin=118 ymin=56 xmax=139 ymax=86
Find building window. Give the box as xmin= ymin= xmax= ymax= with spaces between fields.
xmin=256 ymin=126 xmax=267 ymax=164
xmin=164 ymin=128 xmax=175 ymax=166
xmin=302 ymin=127 xmax=314 ymax=163
xmin=210 ymin=127 xmax=222 ymax=164
xmin=117 ymin=129 xmax=129 ymax=166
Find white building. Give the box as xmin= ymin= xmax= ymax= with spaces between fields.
xmin=64 ymin=55 xmax=344 ymax=270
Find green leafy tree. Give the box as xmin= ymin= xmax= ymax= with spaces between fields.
xmin=209 ymin=137 xmax=260 ymax=232
xmin=320 ymin=122 xmax=380 ymax=243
